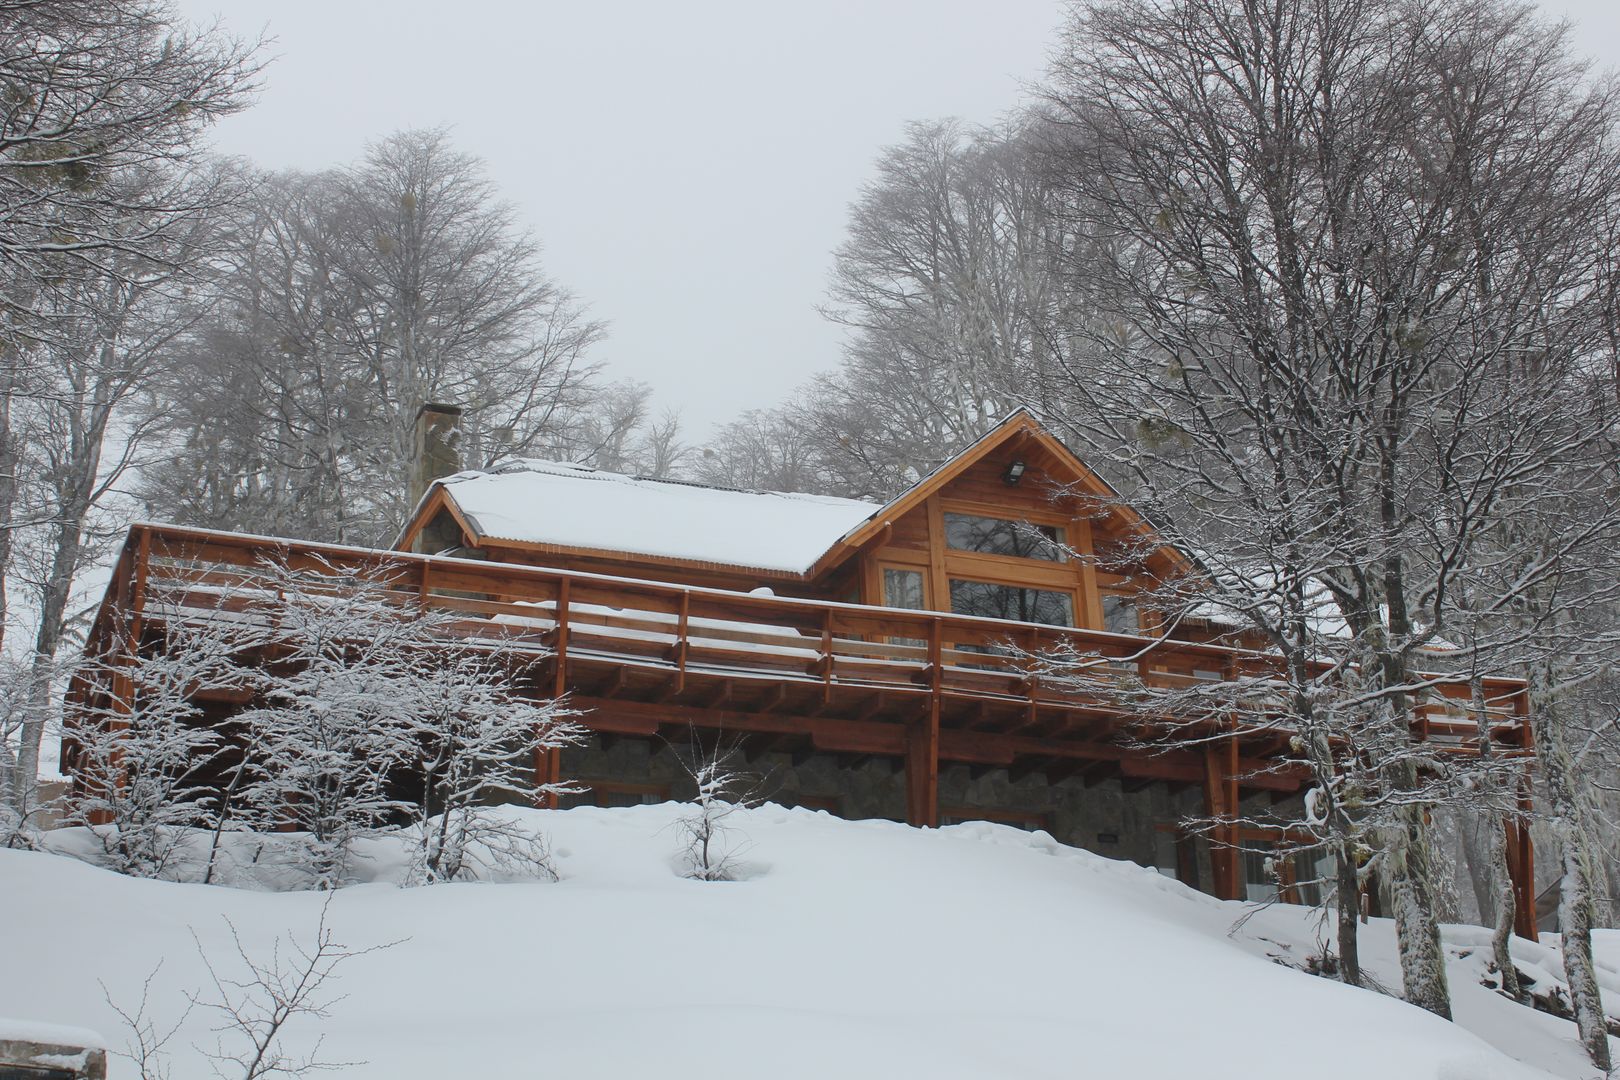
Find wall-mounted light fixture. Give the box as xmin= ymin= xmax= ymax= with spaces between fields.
xmin=1002 ymin=459 xmax=1027 ymax=485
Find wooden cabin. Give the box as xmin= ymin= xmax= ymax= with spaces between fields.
xmin=400 ymin=407 xmax=1183 ymax=614
xmin=66 ymin=408 xmax=1538 ymax=931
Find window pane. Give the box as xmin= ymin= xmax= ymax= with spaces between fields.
xmin=948 ymin=579 xmax=1074 ymax=627
xmin=1241 ymin=841 xmax=1279 ymax=902
xmin=943 ymin=512 xmax=1066 ymax=561
xmin=1102 ymin=593 xmax=1139 ymax=634
xmin=883 ymin=568 xmax=925 ymax=609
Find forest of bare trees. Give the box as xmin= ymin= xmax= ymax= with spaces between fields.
xmin=701 ymin=0 xmax=1620 ymax=1059
xmin=2 ymin=0 xmax=1619 ymax=1063
xmin=0 ymin=2 xmax=672 ymax=826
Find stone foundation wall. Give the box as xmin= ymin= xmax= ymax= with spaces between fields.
xmin=559 ymin=735 xmax=1214 ymax=886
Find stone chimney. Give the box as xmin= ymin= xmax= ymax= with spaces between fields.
xmin=411 ymin=402 xmax=463 ymax=507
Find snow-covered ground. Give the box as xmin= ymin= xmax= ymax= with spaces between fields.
xmin=3 ymin=805 xmax=1616 ymax=1080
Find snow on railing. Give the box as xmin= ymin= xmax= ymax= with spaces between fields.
xmin=80 ymin=523 xmax=1529 ymax=750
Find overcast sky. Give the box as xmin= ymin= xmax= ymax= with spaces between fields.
xmin=174 ymin=0 xmax=1620 ymax=440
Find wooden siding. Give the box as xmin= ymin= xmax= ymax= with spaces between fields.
xmin=849 ymin=443 xmax=1159 ymax=635
xmin=66 ymin=523 xmax=1538 ymax=936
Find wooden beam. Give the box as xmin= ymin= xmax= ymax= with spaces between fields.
xmin=759 ymin=683 xmax=791 ymax=714
xmin=1120 ymin=754 xmax=1304 ymax=793
xmin=906 ymin=619 xmax=943 ymax=827
xmin=571 ymin=696 xmax=907 ymax=755
xmin=1201 ymin=737 xmax=1242 ymax=901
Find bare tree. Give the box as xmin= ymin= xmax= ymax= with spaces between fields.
xmin=105 ymin=901 xmax=397 ymax=1080
xmin=0 ymin=0 xmax=261 ymax=306
xmin=673 ymin=736 xmax=762 ymax=882
xmin=1035 ymin=0 xmax=1620 ymax=1033
xmin=0 ymin=0 xmax=260 ymax=812
xmin=691 ymin=409 xmax=829 ymax=494
xmin=190 ymin=905 xmax=389 ymax=1080
xmin=140 ymin=131 xmax=607 ymax=545
xmin=65 ymin=612 xmax=250 ymax=877
xmin=403 ymin=648 xmax=580 ymax=884
xmin=805 ymin=121 xmax=1065 ymax=499
xmin=4 ymin=166 xmax=227 ymax=817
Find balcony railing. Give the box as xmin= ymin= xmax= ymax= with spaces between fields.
xmin=77 ymin=523 xmax=1529 ymax=757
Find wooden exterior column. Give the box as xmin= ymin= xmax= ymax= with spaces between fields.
xmin=1508 ymin=698 xmax=1538 ymax=941
xmin=906 ymin=618 xmax=942 ymax=827
xmin=1201 ymin=736 xmax=1242 ymax=901
xmin=93 ymin=528 xmax=154 ymax=824
xmin=1505 ymin=812 xmax=1537 ymax=941
xmin=1071 ymin=515 xmax=1105 ymax=630
xmin=537 ymin=578 xmax=570 ymax=809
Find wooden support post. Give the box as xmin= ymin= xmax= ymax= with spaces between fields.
xmin=1506 ymin=691 xmax=1538 ymax=941
xmin=537 ymin=578 xmax=571 ymax=809
xmin=89 ymin=532 xmax=150 ymax=825
xmin=820 ymin=609 xmax=834 ymax=705
xmin=1510 ymin=702 xmax=1539 ymax=942
xmin=1505 ymin=812 xmax=1538 ymax=942
xmin=906 ymin=618 xmax=942 ymax=827
xmin=673 ymin=590 xmax=689 ymax=694
xmin=1202 ymin=737 xmax=1242 ymax=901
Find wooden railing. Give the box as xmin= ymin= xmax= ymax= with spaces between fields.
xmin=78 ymin=523 xmax=1529 ymax=751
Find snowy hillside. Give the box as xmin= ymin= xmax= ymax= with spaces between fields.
xmin=3 ymin=806 xmax=1616 ymax=1080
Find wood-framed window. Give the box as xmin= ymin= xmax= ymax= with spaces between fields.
xmin=877 ymin=563 xmax=929 ymax=647
xmin=1101 ymin=591 xmax=1139 ymax=634
xmin=948 ymin=578 xmax=1076 ymax=628
xmin=881 ymin=565 xmax=926 ymax=610
xmin=942 ymin=511 xmax=1068 ymax=562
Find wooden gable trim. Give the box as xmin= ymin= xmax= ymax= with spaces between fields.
xmin=805 ymin=409 xmax=1194 ymax=582
xmin=392 ymin=409 xmax=1191 ymax=586
xmin=395 ymin=485 xmax=481 ymax=554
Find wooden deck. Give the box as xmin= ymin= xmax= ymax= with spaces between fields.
xmin=67 ymin=523 xmax=1535 ymax=918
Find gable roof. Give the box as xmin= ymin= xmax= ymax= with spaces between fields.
xmin=396 ymin=406 xmax=1191 ymax=581
xmin=405 ymin=460 xmax=882 ymax=575
xmin=803 ymin=407 xmax=1194 ymax=579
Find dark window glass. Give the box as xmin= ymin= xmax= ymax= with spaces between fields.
xmin=1102 ymin=593 xmax=1139 ymax=634
xmin=1241 ymin=841 xmax=1279 ymax=903
xmin=948 ymin=579 xmax=1074 ymax=627
xmin=943 ymin=513 xmax=1066 ymax=561
xmin=882 ymin=567 xmax=925 ymax=609
xmin=882 ymin=568 xmax=927 ymax=647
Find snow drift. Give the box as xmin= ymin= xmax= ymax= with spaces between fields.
xmin=2 ymin=805 xmax=1615 ymax=1079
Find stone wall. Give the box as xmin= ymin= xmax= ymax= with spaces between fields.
xmin=558 ymin=735 xmax=1214 ymax=887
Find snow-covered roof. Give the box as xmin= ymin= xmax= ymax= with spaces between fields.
xmin=433 ymin=461 xmax=881 ymax=574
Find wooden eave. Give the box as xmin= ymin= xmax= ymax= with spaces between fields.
xmin=396 ymin=482 xmax=843 ymax=581
xmin=395 ymin=485 xmax=482 ymax=554
xmin=393 ymin=408 xmax=1195 ymax=586
xmin=469 ymin=534 xmax=824 ymax=582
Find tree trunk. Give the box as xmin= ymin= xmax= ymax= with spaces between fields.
xmin=1470 ymin=675 xmax=1520 ymax=1001
xmin=1530 ymin=664 xmax=1612 ymax=1070
xmin=1335 ymin=841 xmax=1363 ymax=987
xmin=12 ymin=497 xmax=87 ymax=816
xmin=1487 ymin=818 xmax=1522 ymax=1002
xmin=1556 ymin=831 xmax=1611 ymax=1071
xmin=1387 ymin=789 xmax=1454 ymax=1019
